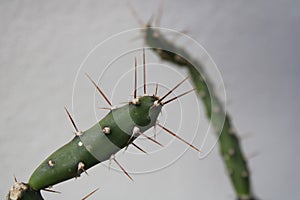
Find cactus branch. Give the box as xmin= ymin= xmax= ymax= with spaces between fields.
xmin=142 ymin=26 xmax=257 ymax=200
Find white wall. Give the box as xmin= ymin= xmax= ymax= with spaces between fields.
xmin=1 ymin=0 xmax=299 ymax=199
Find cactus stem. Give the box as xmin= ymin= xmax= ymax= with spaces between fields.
xmin=140 ymin=23 xmax=257 ymax=197
xmin=224 ymin=154 xmax=230 ymax=161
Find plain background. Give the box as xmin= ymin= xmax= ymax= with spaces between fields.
xmin=1 ymin=0 xmax=299 ymax=199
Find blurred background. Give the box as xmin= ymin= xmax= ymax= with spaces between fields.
xmin=0 ymin=0 xmax=299 ymax=199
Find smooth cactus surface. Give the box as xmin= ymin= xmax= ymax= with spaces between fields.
xmin=141 ymin=25 xmax=255 ymax=200
xmin=29 ymin=95 xmax=162 ymax=190
xmin=28 ymin=136 xmax=100 ymax=190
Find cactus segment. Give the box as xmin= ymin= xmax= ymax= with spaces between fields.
xmin=80 ymin=95 xmax=162 ymax=161
xmin=28 ymin=136 xmax=99 ymax=190
xmin=141 ymin=25 xmax=255 ymax=199
xmin=28 ymin=95 xmax=162 ymax=190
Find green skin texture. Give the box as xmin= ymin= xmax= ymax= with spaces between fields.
xmin=143 ymin=26 xmax=255 ymax=200
xmin=8 ymin=95 xmax=161 ymax=199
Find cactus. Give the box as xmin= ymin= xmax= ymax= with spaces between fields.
xmin=5 ymin=51 xmax=199 ymax=200
xmin=28 ymin=95 xmax=162 ymax=190
xmin=140 ymin=24 xmax=256 ymax=200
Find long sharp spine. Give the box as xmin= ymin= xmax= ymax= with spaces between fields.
xmin=134 ymin=57 xmax=138 ymax=99
xmin=143 ymin=48 xmax=147 ymax=95
xmin=157 ymin=123 xmax=200 ymax=152
xmin=64 ymin=106 xmax=82 ymax=136
xmin=110 ymin=155 xmax=133 ymax=181
xmin=163 ymin=88 xmax=195 ymax=105
xmin=158 ymin=76 xmax=189 ymax=103
xmin=85 ymin=73 xmax=112 ymax=107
